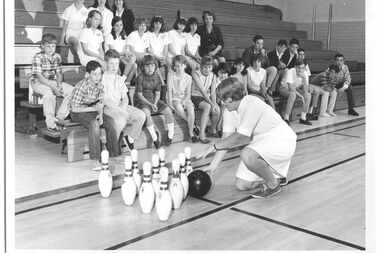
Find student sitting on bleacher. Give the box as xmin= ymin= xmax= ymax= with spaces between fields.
xmin=102 ymin=49 xmax=146 ymax=154
xmin=279 ymin=59 xmax=312 ymax=125
xmin=241 ymin=35 xmax=277 ymax=97
xmin=60 ymin=0 xmax=89 ymax=64
xmin=215 ymin=62 xmax=230 ymax=85
xmin=267 ymin=39 xmax=288 ymax=93
xmin=167 ymin=17 xmax=187 ymax=66
xmin=104 ymin=16 xmax=137 ymax=85
xmin=70 ymin=61 xmax=104 ymax=162
xmin=334 ymin=53 xmax=359 ymax=116
xmin=133 ymin=55 xmax=175 ymax=148
xmin=126 ymin=18 xmax=150 ymax=62
xmin=246 ymin=54 xmax=275 ymax=109
xmin=184 ymin=17 xmax=202 ymax=71
xmin=31 ymin=33 xmax=74 ymax=131
xmin=167 ymin=55 xmax=198 ymax=143
xmin=112 ymin=0 xmax=135 ymax=36
xmin=89 ymin=0 xmax=113 ymax=36
xmin=78 ymin=10 xmax=105 ymax=67
xmin=230 ymin=58 xmax=248 ymax=94
xmin=281 ymin=38 xmax=300 ymax=69
xmin=309 ymin=64 xmax=340 ymax=117
xmin=191 ymin=56 xmax=221 ymax=143
xmin=198 ymin=11 xmax=225 ymax=64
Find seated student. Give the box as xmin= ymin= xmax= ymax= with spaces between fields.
xmin=281 ymin=38 xmax=299 ymax=69
xmin=112 ymin=0 xmax=135 ymax=36
xmin=241 ymin=35 xmax=277 ymax=94
xmin=78 ymin=10 xmax=105 ymax=67
xmin=279 ymin=59 xmax=312 ymax=125
xmin=334 ymin=53 xmax=359 ymax=116
xmin=230 ymin=58 xmax=248 ymax=93
xmin=167 ymin=55 xmax=197 ymax=143
xmin=246 ymin=55 xmax=275 ymax=108
xmin=215 ymin=62 xmax=230 ymax=85
xmin=60 ymin=0 xmax=89 ymax=63
xmin=70 ymin=61 xmax=104 ymax=162
xmin=184 ymin=17 xmax=202 ymax=71
xmin=309 ymin=64 xmax=340 ymax=117
xmin=89 ymin=0 xmax=113 ymax=36
xmin=102 ymin=49 xmax=146 ymax=154
xmin=126 ymin=18 xmax=150 ymax=62
xmin=31 ymin=33 xmax=74 ymax=130
xmin=167 ymin=18 xmax=187 ymax=65
xmin=133 ymin=55 xmax=175 ymax=148
xmin=104 ymin=16 xmax=137 ymax=85
xmin=267 ymin=39 xmax=288 ymax=93
xmin=191 ymin=56 xmax=221 ymax=143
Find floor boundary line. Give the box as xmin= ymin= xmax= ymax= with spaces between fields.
xmin=332 ymin=132 xmax=362 ymax=139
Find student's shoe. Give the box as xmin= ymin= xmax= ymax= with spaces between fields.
xmin=348 ymin=109 xmax=359 ymax=116
xmin=306 ymin=113 xmax=318 ymax=121
xmin=327 ymin=111 xmax=337 ymax=117
xmin=319 ymin=113 xmax=332 ymax=117
xmin=166 ymin=138 xmax=172 ymax=146
xmin=199 ymin=138 xmax=211 ymax=144
xmin=278 ymin=177 xmax=288 ymax=186
xmin=190 ymin=136 xmax=199 ymax=143
xmin=124 ymin=136 xmax=134 ymax=150
xmin=193 ymin=126 xmax=200 ymax=136
xmin=299 ymin=119 xmax=312 ymax=125
xmin=250 ymin=183 xmax=282 ymax=199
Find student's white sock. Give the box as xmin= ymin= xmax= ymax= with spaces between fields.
xmin=301 ymin=112 xmax=307 ymax=120
xmin=283 ymin=114 xmax=290 ymax=120
xmin=167 ymin=123 xmax=174 ymax=139
xmin=147 ymin=125 xmax=157 ymax=141
xmin=127 ymin=136 xmax=134 ymax=143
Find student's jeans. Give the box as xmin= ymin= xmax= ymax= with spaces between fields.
xmin=343 ymin=86 xmax=356 ymax=110
xmin=279 ymin=85 xmax=311 ymax=118
xmin=31 ymin=80 xmax=74 ymax=128
xmin=70 ymin=111 xmax=101 ymax=160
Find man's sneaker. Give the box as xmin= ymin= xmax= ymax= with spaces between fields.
xmin=348 ymin=109 xmax=359 ymax=116
xmin=306 ymin=113 xmax=318 ymax=121
xmin=251 ymin=183 xmax=282 ymax=199
xmin=299 ymin=118 xmax=312 ymax=125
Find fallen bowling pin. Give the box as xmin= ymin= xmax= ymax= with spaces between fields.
xmin=98 ymin=146 xmax=113 ymax=198
xmin=121 ymin=156 xmax=137 ymax=206
xmin=156 ymin=167 xmax=172 ymax=221
xmin=139 ymin=161 xmax=155 ymax=214
xmin=178 ymin=152 xmax=189 ymax=200
xmin=169 ymin=159 xmax=184 ymax=209
xmin=131 ymin=149 xmax=141 ymax=190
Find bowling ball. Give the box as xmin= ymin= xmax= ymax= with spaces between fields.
xmin=188 ymin=170 xmax=212 ymax=198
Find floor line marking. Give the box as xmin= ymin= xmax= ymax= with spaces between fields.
xmin=332 ymin=132 xmax=362 ymax=138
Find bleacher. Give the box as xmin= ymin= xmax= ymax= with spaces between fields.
xmin=14 ymin=0 xmax=365 ymax=162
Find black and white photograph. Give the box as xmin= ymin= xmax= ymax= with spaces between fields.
xmin=1 ymin=0 xmax=379 ymax=252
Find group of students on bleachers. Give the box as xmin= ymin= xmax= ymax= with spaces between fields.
xmin=29 ymin=0 xmax=359 ymax=165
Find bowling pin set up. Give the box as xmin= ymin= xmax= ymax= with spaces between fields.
xmin=98 ymin=147 xmax=198 ymax=222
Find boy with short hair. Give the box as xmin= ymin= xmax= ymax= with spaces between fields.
xmin=334 ymin=53 xmax=359 ymax=116
xmin=281 ymin=38 xmax=299 ymax=69
xmin=267 ymin=39 xmax=288 ymax=94
xmin=31 ymin=33 xmax=74 ymax=130
xmin=70 ymin=60 xmax=104 ymax=161
xmin=279 ymin=59 xmax=312 ymax=125
xmin=102 ymin=49 xmax=146 ymax=153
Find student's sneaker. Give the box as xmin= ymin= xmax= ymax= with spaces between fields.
xmin=166 ymin=138 xmax=172 ymax=146
xmin=319 ymin=113 xmax=331 ymax=117
xmin=327 ymin=111 xmax=337 ymax=117
xmin=190 ymin=136 xmax=199 ymax=143
xmin=348 ymin=109 xmax=359 ymax=116
xmin=299 ymin=119 xmax=312 ymax=125
xmin=124 ymin=136 xmax=134 ymax=150
xmin=250 ymin=183 xmax=282 ymax=199
xmin=306 ymin=113 xmax=318 ymax=121
xmin=278 ymin=177 xmax=288 ymax=186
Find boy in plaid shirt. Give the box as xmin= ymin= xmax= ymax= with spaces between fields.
xmin=31 ymin=33 xmax=74 ymax=130
xmin=70 ymin=60 xmax=104 ymax=161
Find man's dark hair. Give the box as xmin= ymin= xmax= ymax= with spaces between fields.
xmin=334 ymin=53 xmax=344 ymax=59
xmin=289 ymin=38 xmax=300 ymax=46
xmin=253 ymin=35 xmax=264 ymax=43
xmin=105 ymin=49 xmax=120 ymax=61
xmin=277 ymin=39 xmax=288 ymax=47
xmin=298 ymin=48 xmax=305 ymax=53
xmin=86 ymin=60 xmax=102 ymax=73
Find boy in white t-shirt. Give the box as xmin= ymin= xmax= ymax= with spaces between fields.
xmin=60 ymin=0 xmax=88 ymax=63
xmin=102 ymin=49 xmax=145 ymax=153
xmin=279 ymin=59 xmax=312 ymax=125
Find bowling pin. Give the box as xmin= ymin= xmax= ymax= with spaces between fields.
xmin=178 ymin=153 xmax=189 ymax=200
xmin=158 ymin=148 xmax=166 ymax=169
xmin=156 ymin=167 xmax=172 ymax=221
xmin=121 ymin=156 xmax=137 ymax=206
xmin=139 ymin=161 xmax=155 ymax=214
xmin=131 ymin=149 xmax=141 ymax=190
xmin=98 ymin=145 xmax=113 ymax=198
xmin=169 ymin=159 xmax=184 ymax=209
xmin=151 ymin=153 xmax=161 ymax=196
xmin=184 ymin=147 xmax=193 ymax=175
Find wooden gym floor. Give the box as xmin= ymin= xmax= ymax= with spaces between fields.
xmin=14 ymin=107 xmax=365 ymax=250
